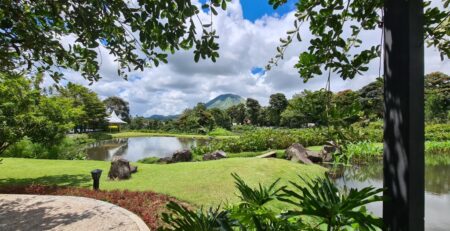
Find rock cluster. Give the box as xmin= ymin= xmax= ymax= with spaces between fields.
xmin=159 ymin=150 xmax=192 ymax=163
xmin=108 ymin=156 xmax=138 ymax=180
xmin=285 ymin=143 xmax=334 ymax=164
xmin=203 ymin=150 xmax=227 ymax=161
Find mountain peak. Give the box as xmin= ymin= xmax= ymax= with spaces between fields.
xmin=205 ymin=94 xmax=245 ymax=110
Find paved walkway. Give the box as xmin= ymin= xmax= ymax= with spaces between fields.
xmin=0 ymin=194 xmax=150 ymax=231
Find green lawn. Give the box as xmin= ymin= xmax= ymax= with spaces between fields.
xmin=110 ymin=131 xmax=238 ymax=139
xmin=0 ymin=158 xmax=326 ymax=207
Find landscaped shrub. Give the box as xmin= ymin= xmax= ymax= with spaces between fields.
xmin=202 ymin=128 xmax=328 ymax=153
xmin=345 ymin=141 xmax=450 ymax=163
xmin=2 ymin=136 xmax=93 ymax=160
xmin=207 ymin=127 xmax=235 ymax=136
xmin=0 ymin=185 xmax=187 ymax=230
xmin=426 ymin=123 xmax=450 ymax=141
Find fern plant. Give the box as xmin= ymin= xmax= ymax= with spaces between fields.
xmin=160 ymin=173 xmax=384 ymax=230
xmin=158 ymin=201 xmax=233 ymax=231
xmin=278 ymin=175 xmax=384 ymax=231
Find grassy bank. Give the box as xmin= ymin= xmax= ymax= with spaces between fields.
xmin=0 ymin=158 xmax=326 ymax=207
xmin=110 ymin=131 xmax=238 ymax=139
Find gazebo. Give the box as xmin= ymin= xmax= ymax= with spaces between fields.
xmin=106 ymin=111 xmax=127 ymax=132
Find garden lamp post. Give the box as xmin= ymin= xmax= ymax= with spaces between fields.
xmin=91 ymin=169 xmax=103 ymax=190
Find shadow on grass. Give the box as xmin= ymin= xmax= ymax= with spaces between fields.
xmin=0 ymin=174 xmax=92 ymax=188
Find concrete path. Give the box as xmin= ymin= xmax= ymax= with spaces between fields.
xmin=0 ymin=194 xmax=150 ymax=231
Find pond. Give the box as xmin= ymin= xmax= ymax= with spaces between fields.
xmin=331 ymin=162 xmax=450 ymax=231
xmin=86 ymin=136 xmax=207 ymax=162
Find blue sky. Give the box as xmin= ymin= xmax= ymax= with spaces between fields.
xmin=63 ymin=0 xmax=449 ymax=116
xmin=240 ymin=0 xmax=297 ymax=21
xmin=200 ymin=0 xmax=298 ymax=21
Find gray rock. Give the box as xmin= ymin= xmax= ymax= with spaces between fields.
xmin=285 ymin=143 xmax=313 ymax=164
xmin=108 ymin=157 xmax=132 ymax=180
xmin=130 ymin=165 xmax=138 ymax=173
xmin=171 ymin=150 xmax=192 ymax=162
xmin=203 ymin=150 xmax=227 ymax=161
xmin=306 ymin=150 xmax=323 ymax=163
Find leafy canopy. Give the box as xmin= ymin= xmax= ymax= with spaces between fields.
xmin=0 ymin=0 xmax=230 ymax=82
xmin=267 ymin=0 xmax=449 ymax=82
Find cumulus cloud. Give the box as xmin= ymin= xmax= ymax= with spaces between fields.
xmin=52 ymin=0 xmax=449 ymax=116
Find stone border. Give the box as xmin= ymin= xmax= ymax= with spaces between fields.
xmin=0 ymin=194 xmax=150 ymax=231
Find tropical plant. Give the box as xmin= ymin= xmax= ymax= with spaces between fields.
xmin=159 ymin=201 xmax=233 ymax=231
xmin=279 ymin=175 xmax=384 ymax=231
xmin=161 ymin=174 xmax=384 ymax=230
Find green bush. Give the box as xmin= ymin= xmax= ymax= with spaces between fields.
xmin=203 ymin=128 xmax=327 ymax=153
xmin=207 ymin=127 xmax=235 ymax=136
xmin=426 ymin=123 xmax=450 ymax=141
xmin=345 ymin=141 xmax=450 ymax=163
xmin=3 ymin=136 xmax=92 ymax=160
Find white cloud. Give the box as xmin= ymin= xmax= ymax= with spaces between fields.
xmin=50 ymin=0 xmax=449 ymax=116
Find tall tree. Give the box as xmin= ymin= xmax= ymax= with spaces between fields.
xmin=425 ymin=72 xmax=450 ymax=122
xmin=245 ymin=98 xmax=261 ymax=125
xmin=358 ymin=78 xmax=384 ymax=119
xmin=0 ymin=73 xmax=79 ymax=154
xmin=331 ymin=90 xmax=362 ymax=126
xmin=209 ymin=108 xmax=232 ymax=130
xmin=227 ymin=103 xmax=246 ymax=125
xmin=268 ymin=93 xmax=288 ymax=126
xmin=103 ymin=96 xmax=130 ymax=123
xmin=281 ymin=90 xmax=329 ymax=128
xmin=58 ymin=83 xmax=107 ymax=132
xmin=1 ymin=0 xmax=230 ymax=81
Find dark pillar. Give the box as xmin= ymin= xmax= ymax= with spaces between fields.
xmin=383 ymin=0 xmax=424 ymax=230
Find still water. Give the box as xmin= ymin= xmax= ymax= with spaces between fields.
xmin=332 ymin=163 xmax=450 ymax=231
xmin=86 ymin=136 xmax=206 ymax=161
xmin=88 ymin=137 xmax=449 ymax=230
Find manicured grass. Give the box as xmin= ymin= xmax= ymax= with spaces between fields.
xmin=110 ymin=131 xmax=238 ymax=139
xmin=0 ymin=158 xmax=326 ymax=207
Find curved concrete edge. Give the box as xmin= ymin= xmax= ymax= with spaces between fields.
xmin=1 ymin=194 xmax=150 ymax=231
xmin=64 ymin=195 xmax=151 ymax=231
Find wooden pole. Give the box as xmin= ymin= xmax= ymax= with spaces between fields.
xmin=383 ymin=0 xmax=424 ymax=230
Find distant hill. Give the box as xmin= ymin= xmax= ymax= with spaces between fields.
xmin=148 ymin=114 xmax=179 ymax=121
xmin=205 ymin=94 xmax=245 ymax=110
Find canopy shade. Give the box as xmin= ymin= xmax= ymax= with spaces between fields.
xmin=106 ymin=111 xmax=127 ymax=124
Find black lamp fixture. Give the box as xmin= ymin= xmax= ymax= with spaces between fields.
xmin=90 ymin=169 xmax=103 ymax=190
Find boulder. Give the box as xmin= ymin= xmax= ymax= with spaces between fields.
xmin=320 ymin=141 xmax=339 ymax=162
xmin=306 ymin=150 xmax=323 ymax=163
xmin=158 ymin=157 xmax=172 ymax=164
xmin=130 ymin=165 xmax=138 ymax=173
xmin=285 ymin=143 xmax=312 ymax=164
xmin=203 ymin=150 xmax=227 ymax=161
xmin=108 ymin=157 xmax=132 ymax=180
xmin=171 ymin=150 xmax=192 ymax=163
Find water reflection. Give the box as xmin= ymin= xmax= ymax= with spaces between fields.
xmin=87 ymin=137 xmax=205 ymax=162
xmin=330 ymin=162 xmax=450 ymax=231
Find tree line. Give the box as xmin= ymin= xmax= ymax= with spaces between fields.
xmin=130 ymin=72 xmax=449 ymax=133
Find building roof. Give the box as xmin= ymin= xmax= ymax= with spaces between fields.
xmin=107 ymin=111 xmax=127 ymax=124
